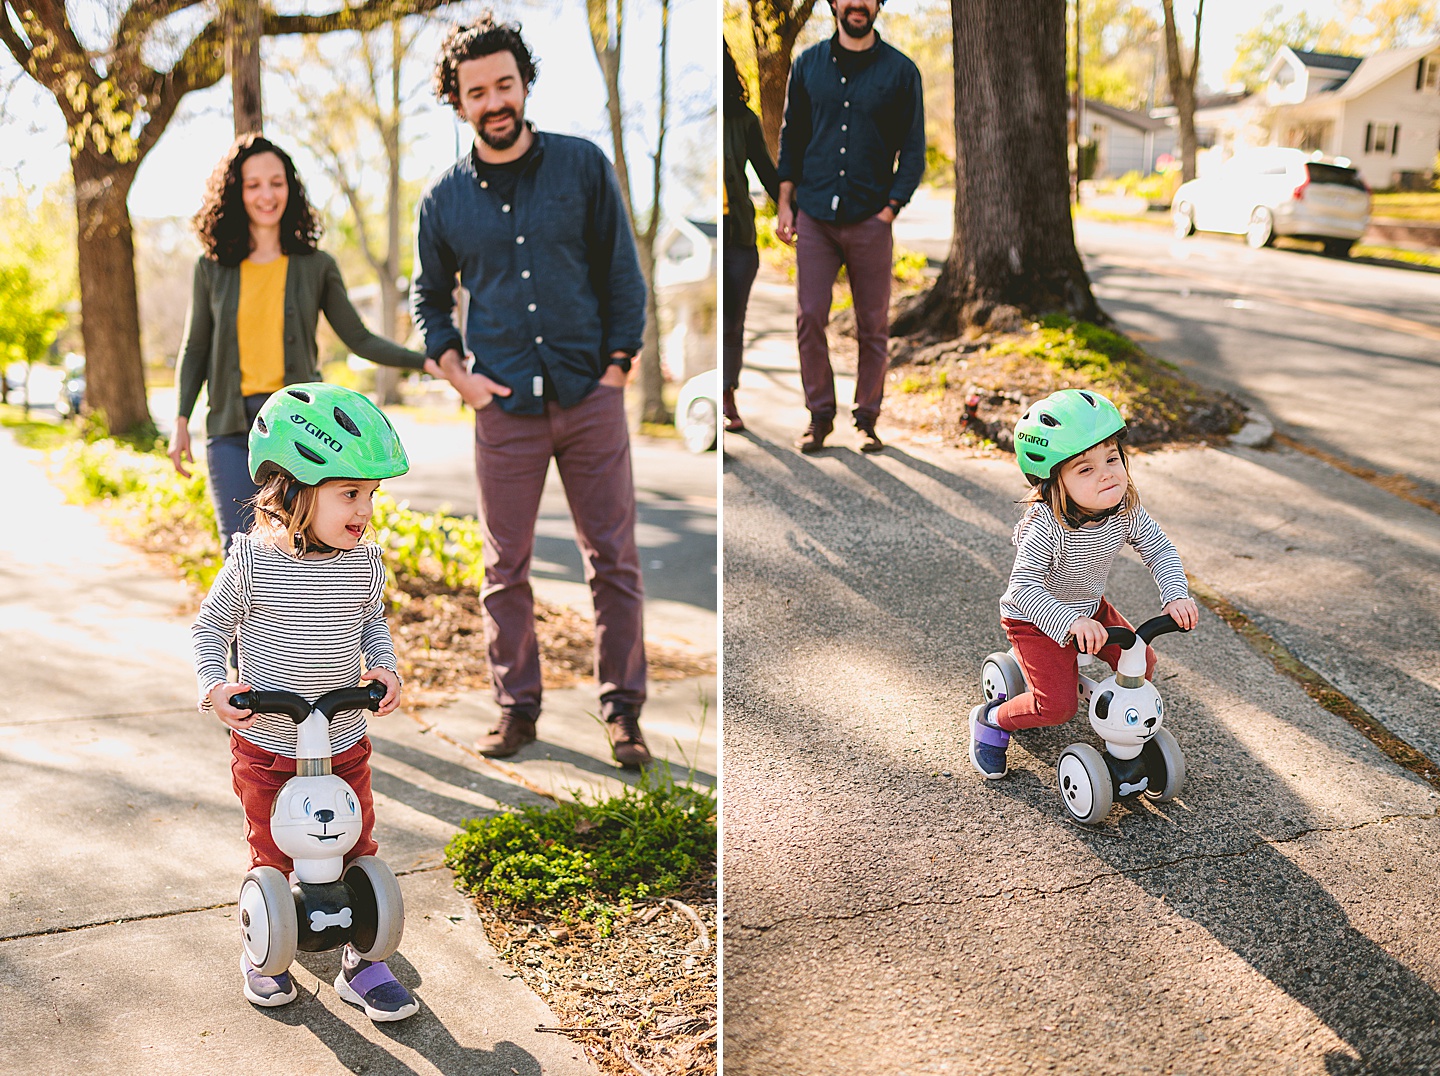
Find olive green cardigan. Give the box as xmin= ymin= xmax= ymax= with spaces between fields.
xmin=176 ymin=249 xmax=427 ymax=438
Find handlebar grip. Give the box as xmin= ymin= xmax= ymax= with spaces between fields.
xmin=226 ymin=689 xmax=310 ymax=723
xmin=1137 ymin=613 xmax=1189 ymax=644
xmin=313 ymin=681 xmax=387 ymax=720
xmin=1105 ymin=625 xmax=1136 ymax=651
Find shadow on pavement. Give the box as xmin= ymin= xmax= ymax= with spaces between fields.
xmin=723 ymin=427 xmax=1440 ymax=1070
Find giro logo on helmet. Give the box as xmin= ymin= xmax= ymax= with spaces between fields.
xmin=290 ymin=413 xmax=343 ymax=453
xmin=1016 ymin=431 xmax=1049 ymax=446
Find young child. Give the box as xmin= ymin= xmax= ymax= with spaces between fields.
xmin=970 ymin=388 xmax=1200 ymax=780
xmin=192 ymin=383 xmax=419 ymax=1020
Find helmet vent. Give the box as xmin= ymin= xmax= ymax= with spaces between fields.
xmin=255 ymin=416 xmax=268 ymax=435
xmin=1080 ymin=391 xmax=1097 ymax=406
xmin=1039 ymin=412 xmax=1060 ymax=427
xmin=333 ymin=407 xmax=361 ymax=437
xmin=1025 ymin=452 xmax=1046 ymax=463
xmin=296 ymin=443 xmax=326 ymax=465
xmin=286 ymin=388 xmax=313 ymax=404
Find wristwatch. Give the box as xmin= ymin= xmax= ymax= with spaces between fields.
xmin=887 ymin=199 xmax=903 ymax=216
xmin=608 ymin=352 xmax=634 ymax=373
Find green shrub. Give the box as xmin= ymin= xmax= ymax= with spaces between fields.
xmin=445 ymin=767 xmax=717 ymax=934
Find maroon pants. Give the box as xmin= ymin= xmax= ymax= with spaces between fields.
xmin=473 ymin=383 xmax=646 ymax=717
xmin=795 ymin=209 xmax=893 ymax=425
xmin=994 ymin=598 xmax=1158 ymax=732
xmin=231 ymin=733 xmax=378 ymax=872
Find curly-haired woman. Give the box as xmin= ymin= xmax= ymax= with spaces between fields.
xmin=169 ymin=134 xmax=428 ymax=556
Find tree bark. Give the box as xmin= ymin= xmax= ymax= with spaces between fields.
xmin=71 ymin=151 xmax=150 ymax=435
xmin=746 ymin=0 xmax=820 ymax=159
xmin=1160 ymin=0 xmax=1203 ymax=182
xmin=893 ymin=0 xmax=1103 ymax=340
xmin=225 ymin=0 xmax=265 ymax=134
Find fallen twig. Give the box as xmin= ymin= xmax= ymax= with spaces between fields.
xmin=536 ymin=1025 xmax=612 ymax=1036
xmin=622 ymin=1043 xmax=657 ymax=1076
xmin=662 ymin=898 xmax=710 ymax=952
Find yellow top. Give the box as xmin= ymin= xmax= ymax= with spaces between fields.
xmin=237 ymin=256 xmax=288 ymax=396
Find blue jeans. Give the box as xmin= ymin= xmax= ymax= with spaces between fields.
xmin=207 ymin=393 xmax=271 ymax=557
xmin=722 ymin=244 xmax=760 ymax=392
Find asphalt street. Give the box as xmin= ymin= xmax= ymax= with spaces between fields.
xmin=722 ymin=269 xmax=1440 ymax=1073
xmin=894 ymin=190 xmax=1440 ymax=504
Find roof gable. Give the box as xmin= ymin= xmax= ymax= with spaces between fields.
xmin=1333 ymin=39 xmax=1440 ymax=100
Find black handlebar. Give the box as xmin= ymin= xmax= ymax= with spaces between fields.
xmin=228 ymin=681 xmax=387 ymax=723
xmin=1103 ymin=626 xmax=1136 ymax=651
xmin=1136 ymin=613 xmax=1190 ymax=644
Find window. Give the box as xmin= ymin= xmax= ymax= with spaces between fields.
xmin=1366 ymin=122 xmax=1399 ymax=154
xmin=1421 ymin=56 xmax=1440 ymax=93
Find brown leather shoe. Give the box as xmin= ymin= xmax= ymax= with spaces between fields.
xmin=475 ymin=709 xmax=537 ymax=758
xmin=723 ymin=388 xmax=744 ymax=433
xmin=795 ymin=416 xmax=834 ymax=454
xmin=856 ymin=422 xmax=884 ymax=453
xmin=604 ymin=708 xmax=652 ymax=768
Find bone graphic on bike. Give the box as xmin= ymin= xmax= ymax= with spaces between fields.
xmin=310 ymin=907 xmax=353 ymax=931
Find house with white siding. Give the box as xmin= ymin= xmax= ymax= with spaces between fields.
xmin=1196 ymin=43 xmax=1440 ymax=188
xmin=1079 ymin=99 xmax=1177 ymax=180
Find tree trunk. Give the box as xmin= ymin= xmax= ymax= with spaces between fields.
xmin=636 ymin=244 xmax=666 ymax=425
xmin=1160 ymin=0 xmax=1202 ymax=182
xmin=225 ymin=0 xmax=264 ymax=135
xmin=754 ymin=44 xmax=792 ymax=159
xmin=374 ymin=17 xmax=404 ymax=406
xmin=893 ymin=0 xmax=1102 ymax=340
xmin=72 ymin=152 xmax=150 ymax=435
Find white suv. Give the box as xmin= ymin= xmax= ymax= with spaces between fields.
xmin=1171 ymin=148 xmax=1371 ymax=257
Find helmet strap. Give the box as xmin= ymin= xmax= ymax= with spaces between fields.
xmin=1065 ymin=501 xmax=1124 ymax=528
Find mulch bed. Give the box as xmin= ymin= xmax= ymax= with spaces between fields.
xmin=388 ymin=581 xmax=715 ymax=703
xmin=472 ymin=896 xmax=717 ymax=1076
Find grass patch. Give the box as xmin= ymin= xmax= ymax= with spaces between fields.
xmin=1371 ymin=192 xmax=1440 ymax=221
xmin=1353 ymin=243 xmax=1440 ymax=269
xmin=445 ymin=766 xmax=716 ymax=935
xmin=0 ymin=403 xmax=73 ymax=450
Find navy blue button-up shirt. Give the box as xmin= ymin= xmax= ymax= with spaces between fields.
xmin=411 ymin=130 xmax=646 ymax=415
xmin=777 ymin=34 xmax=925 ymax=224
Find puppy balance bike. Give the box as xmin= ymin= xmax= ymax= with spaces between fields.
xmin=231 ymin=683 xmax=405 ymax=976
xmin=980 ymin=614 xmax=1190 ymax=825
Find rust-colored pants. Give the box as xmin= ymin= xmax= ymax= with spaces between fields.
xmin=473 ymin=383 xmax=646 ymax=718
xmin=795 ymin=209 xmax=893 ymax=425
xmin=230 ymin=733 xmax=378 ymax=872
xmin=994 ymin=598 xmax=1158 ymax=732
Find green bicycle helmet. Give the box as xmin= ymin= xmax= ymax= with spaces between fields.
xmin=249 ymin=383 xmax=409 ymax=485
xmin=1013 ymin=388 xmax=1126 ymax=485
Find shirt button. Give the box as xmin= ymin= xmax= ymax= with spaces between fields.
xmin=521 ymin=270 xmax=531 ymax=278
xmin=535 ymin=335 xmax=543 ymax=344
xmin=840 ymin=147 xmax=846 ymax=154
xmin=842 ymin=125 xmax=847 ymax=131
xmin=480 ymin=180 xmax=488 ymax=188
xmin=516 ymin=235 xmax=525 ymax=244
xmin=840 ymin=170 xmax=846 ymax=176
xmin=840 ymin=77 xmax=847 ymax=84
xmin=528 ymin=303 xmax=536 ymax=312
xmin=844 ymin=101 xmax=850 ymax=107
xmin=502 ymin=204 xmax=511 ymax=213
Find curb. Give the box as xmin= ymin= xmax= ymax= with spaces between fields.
xmin=1229 ymin=408 xmax=1274 ymax=448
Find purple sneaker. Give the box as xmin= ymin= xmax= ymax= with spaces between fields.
xmin=969 ymin=702 xmax=1010 ymax=780
xmin=334 ymin=944 xmax=419 ymax=1022
xmin=242 ymin=954 xmax=297 ymax=1007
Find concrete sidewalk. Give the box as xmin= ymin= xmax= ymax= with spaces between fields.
xmin=0 ymin=427 xmax=715 ymax=1075
xmin=723 ymin=270 xmax=1440 ymax=1073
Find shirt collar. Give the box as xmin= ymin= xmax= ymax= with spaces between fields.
xmin=461 ymin=125 xmax=546 ymax=175
xmin=828 ymin=30 xmax=885 ymax=62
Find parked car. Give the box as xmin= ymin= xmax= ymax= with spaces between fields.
xmin=1171 ymin=148 xmax=1371 ymax=257
xmin=675 ymin=368 xmax=718 ymax=454
xmin=55 ymin=352 xmax=85 ymax=419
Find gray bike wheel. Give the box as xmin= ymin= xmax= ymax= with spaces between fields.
xmin=345 ymin=855 xmax=405 ymax=962
xmin=981 ymin=651 xmax=1026 ymax=705
xmin=1142 ymin=727 xmax=1186 ymax=803
xmin=240 ymin=866 xmax=298 ymax=977
xmin=1057 ymin=743 xmax=1114 ymax=826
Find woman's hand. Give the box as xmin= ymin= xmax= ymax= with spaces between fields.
xmin=1069 ymin=617 xmax=1110 ymax=655
xmin=168 ymin=418 xmax=194 ymax=478
xmin=425 ymin=351 xmax=512 ymax=411
xmin=361 ymin=668 xmax=401 ymax=716
xmin=1163 ymin=597 xmax=1200 ymax=631
xmin=208 ymin=681 xmax=255 ymax=730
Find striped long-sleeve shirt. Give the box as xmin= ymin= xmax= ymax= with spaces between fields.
xmin=999 ymin=503 xmax=1190 ymax=645
xmin=192 ymin=534 xmax=397 ymax=757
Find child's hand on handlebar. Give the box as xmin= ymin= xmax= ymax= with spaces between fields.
xmin=362 ymin=668 xmax=400 ymax=716
xmin=1164 ymin=597 xmax=1199 ymax=631
xmin=1069 ymin=617 xmax=1110 ymax=655
xmin=209 ymin=682 xmax=255 ymax=730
